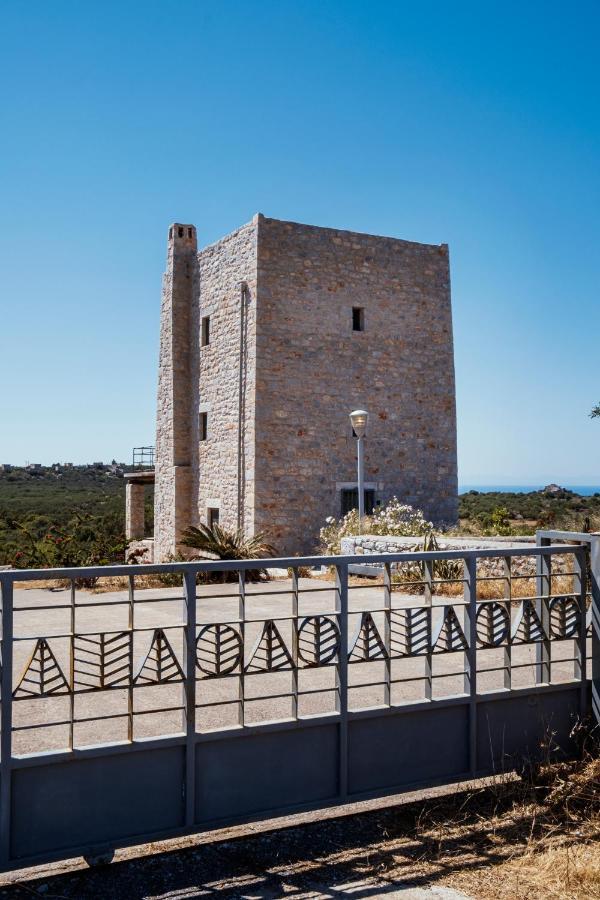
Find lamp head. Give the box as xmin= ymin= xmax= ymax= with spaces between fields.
xmin=349 ymin=409 xmax=368 ymax=438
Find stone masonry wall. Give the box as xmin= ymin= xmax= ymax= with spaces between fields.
xmin=189 ymin=219 xmax=258 ymax=536
xmin=253 ymin=216 xmax=458 ymax=556
xmin=154 ymin=215 xmax=458 ymax=561
xmin=125 ymin=481 xmax=145 ymax=540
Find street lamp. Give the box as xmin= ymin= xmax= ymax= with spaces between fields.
xmin=349 ymin=409 xmax=369 ymax=533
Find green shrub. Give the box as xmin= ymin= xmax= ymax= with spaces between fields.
xmin=180 ymin=522 xmax=276 ymax=582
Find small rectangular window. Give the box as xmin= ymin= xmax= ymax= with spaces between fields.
xmin=352 ymin=307 xmax=364 ymax=331
xmin=341 ymin=488 xmax=375 ymax=516
xmin=199 ymin=412 xmax=208 ymax=441
xmin=201 ymin=316 xmax=210 ymax=346
xmin=207 ymin=507 xmax=219 ymax=528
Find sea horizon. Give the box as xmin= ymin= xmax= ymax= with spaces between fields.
xmin=459 ymin=484 xmax=600 ymax=495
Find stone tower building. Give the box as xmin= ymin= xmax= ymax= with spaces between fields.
xmin=153 ymin=214 xmax=457 ymax=560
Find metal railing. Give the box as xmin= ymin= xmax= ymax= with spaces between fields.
xmin=132 ymin=445 xmax=155 ymax=468
xmin=0 ymin=537 xmax=596 ymax=872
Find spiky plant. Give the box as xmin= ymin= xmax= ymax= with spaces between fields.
xmin=421 ymin=530 xmax=463 ymax=582
xmin=180 ymin=522 xmax=276 ymax=582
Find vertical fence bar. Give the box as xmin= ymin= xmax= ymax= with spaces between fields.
xmin=464 ymin=556 xmax=477 ymax=775
xmin=0 ymin=575 xmax=14 ymax=867
xmin=589 ymin=537 xmax=600 ymax=727
xmin=502 ymin=557 xmax=512 ymax=690
xmin=423 ymin=559 xmax=433 ymax=700
xmin=336 ymin=563 xmax=349 ymax=801
xmin=127 ymin=574 xmax=135 ymax=742
xmin=183 ymin=570 xmax=197 ymax=828
xmin=69 ymin=579 xmax=76 ymax=749
xmin=383 ymin=562 xmax=392 ymax=706
xmin=573 ymin=547 xmax=587 ymax=718
xmin=291 ymin=568 xmax=299 ymax=720
xmin=238 ymin=571 xmax=246 ymax=726
xmin=536 ymin=537 xmax=551 ymax=684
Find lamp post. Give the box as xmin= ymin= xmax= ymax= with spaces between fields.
xmin=349 ymin=409 xmax=369 ymax=534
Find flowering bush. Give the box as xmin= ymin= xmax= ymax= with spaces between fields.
xmin=319 ymin=497 xmax=432 ymax=555
xmin=1 ymin=512 xmax=128 ymax=585
xmin=319 ymin=509 xmax=361 ymax=556
xmin=370 ymin=497 xmax=432 ymax=537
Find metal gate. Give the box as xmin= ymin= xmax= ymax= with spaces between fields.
xmin=0 ymin=535 xmax=595 ymax=872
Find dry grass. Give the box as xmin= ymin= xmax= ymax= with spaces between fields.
xmin=504 ymin=843 xmax=600 ymax=899
xmin=12 ymin=575 xmax=182 ymax=593
xmin=425 ymin=753 xmax=600 ymax=899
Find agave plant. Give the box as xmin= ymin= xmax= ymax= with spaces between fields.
xmin=422 ymin=530 xmax=463 ymax=582
xmin=180 ymin=522 xmax=276 ymax=582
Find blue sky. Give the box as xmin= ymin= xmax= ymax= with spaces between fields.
xmin=1 ymin=1 xmax=599 ymax=484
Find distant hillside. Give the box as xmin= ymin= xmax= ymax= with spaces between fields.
xmin=0 ymin=465 xmax=127 ymax=521
xmin=459 ymin=487 xmax=600 ymax=533
xmin=1 ymin=468 xmax=597 ymax=569
xmin=0 ymin=465 xmax=153 ymax=568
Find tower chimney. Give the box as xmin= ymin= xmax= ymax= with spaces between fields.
xmin=154 ymin=223 xmax=197 ymax=560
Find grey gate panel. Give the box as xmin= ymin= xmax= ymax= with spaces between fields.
xmin=0 ymin=534 xmax=594 ymax=872
xmin=11 ymin=746 xmax=185 ymax=860
xmin=476 ymin=685 xmax=582 ymax=772
xmin=195 ymin=723 xmax=339 ymax=824
xmin=348 ymin=704 xmax=469 ymax=796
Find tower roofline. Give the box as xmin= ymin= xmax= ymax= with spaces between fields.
xmin=255 ymin=214 xmax=447 ymax=250
xmin=194 ymin=212 xmax=447 ymax=253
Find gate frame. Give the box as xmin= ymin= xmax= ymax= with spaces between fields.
xmin=0 ymin=538 xmax=593 ymax=873
xmin=536 ymin=529 xmax=600 ymax=725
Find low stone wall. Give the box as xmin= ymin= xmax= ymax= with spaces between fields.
xmin=340 ymin=534 xmax=573 ymax=578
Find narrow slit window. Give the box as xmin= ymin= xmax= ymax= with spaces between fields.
xmin=352 ymin=307 xmax=364 ymax=331
xmin=207 ymin=507 xmax=219 ymax=528
xmin=199 ymin=412 xmax=208 ymax=442
xmin=201 ymin=316 xmax=210 ymax=347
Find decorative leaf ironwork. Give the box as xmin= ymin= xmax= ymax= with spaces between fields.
xmin=511 ymin=599 xmax=547 ymax=644
xmin=476 ymin=602 xmax=510 ymax=648
xmin=549 ymin=596 xmax=580 ymax=639
xmin=432 ymin=606 xmax=468 ymax=653
xmin=74 ymin=631 xmax=132 ymax=692
xmin=390 ymin=607 xmax=430 ymax=657
xmin=298 ymin=615 xmax=339 ymax=667
xmin=13 ymin=638 xmax=70 ymax=699
xmin=245 ymin=620 xmax=293 ymax=672
xmin=349 ymin=612 xmax=387 ymax=662
xmin=134 ymin=629 xmax=184 ymax=685
xmin=196 ymin=623 xmax=242 ymax=676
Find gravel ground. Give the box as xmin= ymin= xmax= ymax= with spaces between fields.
xmin=0 ymin=777 xmax=483 ymax=898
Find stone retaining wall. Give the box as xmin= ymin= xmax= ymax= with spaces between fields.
xmin=340 ymin=534 xmax=574 ymax=577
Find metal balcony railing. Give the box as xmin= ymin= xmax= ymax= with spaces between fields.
xmin=132 ymin=445 xmax=155 ymax=469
